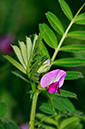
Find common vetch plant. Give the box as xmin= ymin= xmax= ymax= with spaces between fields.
xmin=2 ymin=0 xmax=85 ymax=129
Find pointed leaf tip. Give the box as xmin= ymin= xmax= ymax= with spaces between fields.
xmin=46 ymin=12 xmax=64 ymax=35
xmin=58 ymin=0 xmax=73 ymax=20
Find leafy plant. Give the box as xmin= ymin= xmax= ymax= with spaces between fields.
xmin=4 ymin=0 xmax=85 ymax=129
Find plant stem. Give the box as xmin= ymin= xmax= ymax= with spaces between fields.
xmin=51 ymin=3 xmax=85 ymax=62
xmin=51 ymin=20 xmax=73 ymax=62
xmin=29 ymin=90 xmax=40 ymax=129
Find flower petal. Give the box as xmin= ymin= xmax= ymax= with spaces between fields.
xmin=59 ymin=74 xmax=67 ymax=88
xmin=40 ymin=69 xmax=60 ymax=88
xmin=56 ymin=86 xmax=60 ymax=94
xmin=53 ymin=70 xmax=67 ymax=87
xmin=48 ymin=82 xmax=59 ymax=94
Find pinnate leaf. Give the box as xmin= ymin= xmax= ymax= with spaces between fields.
xmin=53 ymin=58 xmax=85 ymax=67
xmin=39 ymin=23 xmax=58 ymax=49
xmin=58 ymin=0 xmax=73 ymax=20
xmin=74 ymin=13 xmax=85 ymax=25
xmin=56 ymin=89 xmax=77 ymax=99
xmin=60 ymin=45 xmax=85 ymax=52
xmin=65 ymin=71 xmax=83 ymax=80
xmin=67 ymin=31 xmax=85 ymax=40
xmin=4 ymin=56 xmax=26 ymax=74
xmin=46 ymin=12 xmax=64 ymax=35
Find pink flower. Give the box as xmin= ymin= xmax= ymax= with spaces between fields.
xmin=20 ymin=123 xmax=29 ymax=129
xmin=0 ymin=33 xmax=15 ymax=54
xmin=40 ymin=69 xmax=67 ymax=94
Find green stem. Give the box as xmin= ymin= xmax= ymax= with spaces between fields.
xmin=51 ymin=3 xmax=85 ymax=62
xmin=29 ymin=90 xmax=40 ymax=129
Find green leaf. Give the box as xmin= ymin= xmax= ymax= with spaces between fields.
xmin=39 ymin=103 xmax=55 ymax=115
xmin=74 ymin=13 xmax=85 ymax=25
xmin=12 ymin=71 xmax=29 ymax=83
xmin=4 ymin=122 xmax=12 ymax=129
xmin=26 ymin=36 xmax=32 ymax=62
xmin=46 ymin=12 xmax=64 ymax=35
xmin=4 ymin=56 xmax=26 ymax=74
xmin=67 ymin=31 xmax=85 ymax=40
xmin=19 ymin=41 xmax=27 ymax=66
xmin=9 ymin=122 xmax=19 ymax=129
xmin=60 ymin=117 xmax=80 ymax=129
xmin=0 ymin=124 xmax=4 ymax=129
xmin=36 ymin=113 xmax=57 ymax=126
xmin=27 ymin=34 xmax=47 ymax=83
xmin=65 ymin=71 xmax=83 ymax=80
xmin=58 ymin=0 xmax=73 ymax=20
xmin=52 ymin=96 xmax=76 ymax=113
xmin=63 ymin=122 xmax=83 ymax=129
xmin=0 ymin=102 xmax=7 ymax=118
xmin=39 ymin=41 xmax=50 ymax=58
xmin=53 ymin=58 xmax=85 ymax=67
xmin=39 ymin=23 xmax=58 ymax=49
xmin=56 ymin=89 xmax=77 ymax=99
xmin=12 ymin=45 xmax=26 ymax=69
xmin=60 ymin=45 xmax=85 ymax=52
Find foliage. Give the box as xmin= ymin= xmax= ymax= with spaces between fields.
xmin=2 ymin=0 xmax=85 ymax=129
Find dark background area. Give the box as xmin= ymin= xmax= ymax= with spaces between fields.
xmin=0 ymin=0 xmax=85 ymax=126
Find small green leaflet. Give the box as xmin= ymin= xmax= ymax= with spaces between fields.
xmin=26 ymin=36 xmax=32 ymax=62
xmin=36 ymin=113 xmax=57 ymax=128
xmin=53 ymin=58 xmax=85 ymax=67
xmin=4 ymin=56 xmax=26 ymax=74
xmin=55 ymin=89 xmax=77 ymax=99
xmin=65 ymin=71 xmax=83 ymax=80
xmin=12 ymin=45 xmax=26 ymax=69
xmin=46 ymin=12 xmax=64 ymax=35
xmin=39 ymin=23 xmax=58 ymax=49
xmin=60 ymin=117 xmax=82 ymax=129
xmin=19 ymin=41 xmax=27 ymax=66
xmin=67 ymin=31 xmax=85 ymax=40
xmin=0 ymin=102 xmax=7 ymax=118
xmin=52 ymin=96 xmax=76 ymax=113
xmin=74 ymin=13 xmax=85 ymax=25
xmin=60 ymin=45 xmax=85 ymax=52
xmin=39 ymin=103 xmax=55 ymax=115
xmin=58 ymin=0 xmax=73 ymax=20
xmin=12 ymin=71 xmax=29 ymax=83
xmin=39 ymin=41 xmax=50 ymax=58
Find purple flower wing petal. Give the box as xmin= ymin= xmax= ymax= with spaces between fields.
xmin=40 ymin=69 xmax=60 ymax=88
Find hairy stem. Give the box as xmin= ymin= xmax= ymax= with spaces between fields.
xmin=29 ymin=90 xmax=40 ymax=129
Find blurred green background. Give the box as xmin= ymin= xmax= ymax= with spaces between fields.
xmin=0 ymin=0 xmax=85 ymax=127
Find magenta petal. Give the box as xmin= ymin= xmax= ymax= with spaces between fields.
xmin=48 ymin=82 xmax=59 ymax=94
xmin=56 ymin=86 xmax=60 ymax=94
xmin=40 ymin=69 xmax=60 ymax=88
